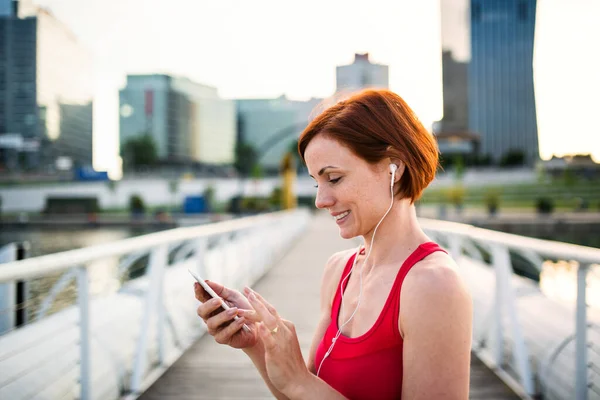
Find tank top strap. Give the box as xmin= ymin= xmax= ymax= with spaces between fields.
xmin=330 ymin=251 xmax=358 ymax=320
xmin=389 ymin=241 xmax=447 ymax=339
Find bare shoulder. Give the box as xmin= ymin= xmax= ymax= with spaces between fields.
xmin=401 ymin=251 xmax=472 ymax=327
xmin=320 ymin=248 xmax=355 ymax=307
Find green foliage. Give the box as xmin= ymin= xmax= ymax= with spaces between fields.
xmin=484 ymin=188 xmax=501 ymax=214
xmin=445 ymin=186 xmax=466 ymax=206
xmin=251 ymin=164 xmax=264 ymax=179
xmin=129 ymin=194 xmax=146 ymax=214
xmin=269 ymin=187 xmax=283 ymax=209
xmin=240 ymin=197 xmax=270 ymax=212
xmin=536 ymin=197 xmax=554 ymax=214
xmin=203 ymin=185 xmax=216 ymax=211
xmin=122 ymin=134 xmax=158 ymax=168
xmin=562 ymin=167 xmax=577 ymax=187
xmin=235 ymin=142 xmax=258 ymax=177
xmin=454 ymin=155 xmax=465 ymax=181
xmin=500 ymin=149 xmax=526 ymax=167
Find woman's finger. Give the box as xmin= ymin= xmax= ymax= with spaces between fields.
xmin=244 ymin=287 xmax=280 ymax=319
xmin=236 ymin=309 xmax=260 ymax=323
xmin=206 ymin=306 xmax=238 ymax=332
xmin=197 ymin=297 xmax=225 ymax=320
xmin=258 ymin=322 xmax=278 ymax=352
xmin=246 ymin=290 xmax=279 ymax=329
xmin=214 ymin=317 xmax=248 ymax=344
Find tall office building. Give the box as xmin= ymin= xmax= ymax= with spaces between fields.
xmin=119 ymin=75 xmax=236 ymax=165
xmin=236 ymin=96 xmax=322 ymax=171
xmin=0 ymin=0 xmax=93 ymax=171
xmin=469 ymin=0 xmax=539 ymax=164
xmin=336 ymin=53 xmax=389 ymax=94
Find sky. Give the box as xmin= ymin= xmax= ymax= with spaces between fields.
xmin=29 ymin=0 xmax=600 ymax=173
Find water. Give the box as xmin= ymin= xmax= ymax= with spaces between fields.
xmin=0 ymin=227 xmax=169 ymax=321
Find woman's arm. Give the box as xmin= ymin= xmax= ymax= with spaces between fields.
xmin=243 ymin=342 xmax=290 ymax=400
xmin=400 ymin=260 xmax=473 ymax=399
xmin=240 ymin=250 xmax=352 ymax=399
xmin=306 ymin=249 xmax=352 ymax=374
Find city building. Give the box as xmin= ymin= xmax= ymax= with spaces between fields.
xmin=236 ymin=96 xmax=322 ymax=172
xmin=438 ymin=50 xmax=469 ymax=133
xmin=336 ymin=53 xmax=389 ymax=94
xmin=469 ymin=0 xmax=539 ymax=164
xmin=119 ymin=74 xmax=236 ymax=166
xmin=0 ymin=0 xmax=93 ymax=171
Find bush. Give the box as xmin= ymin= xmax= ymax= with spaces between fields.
xmin=129 ymin=194 xmax=146 ymax=215
xmin=446 ymin=186 xmax=466 ymax=207
xmin=536 ymin=197 xmax=554 ymax=214
xmin=484 ymin=189 xmax=501 ymax=215
xmin=269 ymin=187 xmax=283 ymax=210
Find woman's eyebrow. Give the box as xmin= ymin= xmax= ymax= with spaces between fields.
xmin=310 ymin=165 xmax=338 ymax=178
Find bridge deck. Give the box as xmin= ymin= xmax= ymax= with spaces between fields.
xmin=139 ymin=213 xmax=519 ymax=400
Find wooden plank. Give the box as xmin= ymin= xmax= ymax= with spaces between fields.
xmin=139 ymin=213 xmax=519 ymax=399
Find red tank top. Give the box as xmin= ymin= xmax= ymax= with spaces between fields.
xmin=314 ymin=242 xmax=446 ymax=400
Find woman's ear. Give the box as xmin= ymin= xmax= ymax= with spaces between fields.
xmin=389 ymin=158 xmax=405 ymax=183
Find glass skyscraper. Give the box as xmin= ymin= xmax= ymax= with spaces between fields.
xmin=469 ymin=0 xmax=539 ymax=164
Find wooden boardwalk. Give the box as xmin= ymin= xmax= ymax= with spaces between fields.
xmin=139 ymin=213 xmax=519 ymax=400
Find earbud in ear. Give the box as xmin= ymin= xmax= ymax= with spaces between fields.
xmin=389 ymin=164 xmax=398 ymax=174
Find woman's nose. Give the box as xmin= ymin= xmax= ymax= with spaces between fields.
xmin=315 ymin=188 xmax=335 ymax=209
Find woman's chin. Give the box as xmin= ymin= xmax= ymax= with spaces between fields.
xmin=338 ymin=227 xmax=356 ymax=240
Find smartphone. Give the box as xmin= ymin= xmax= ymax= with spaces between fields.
xmin=188 ymin=269 xmax=250 ymax=332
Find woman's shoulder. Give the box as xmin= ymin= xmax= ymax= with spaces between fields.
xmin=401 ymin=250 xmax=471 ymax=321
xmin=323 ymin=248 xmax=356 ymax=281
xmin=319 ymin=248 xmax=357 ymax=304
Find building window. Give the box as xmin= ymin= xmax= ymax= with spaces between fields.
xmin=24 ymin=114 xmax=36 ymax=126
xmin=518 ymin=1 xmax=528 ymax=21
xmin=472 ymin=2 xmax=481 ymax=22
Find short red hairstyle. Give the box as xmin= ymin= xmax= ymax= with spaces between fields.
xmin=298 ymin=89 xmax=439 ymax=203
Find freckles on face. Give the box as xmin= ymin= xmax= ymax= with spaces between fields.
xmin=304 ymin=136 xmax=391 ymax=236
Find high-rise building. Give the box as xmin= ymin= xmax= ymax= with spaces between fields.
xmin=438 ymin=50 xmax=469 ymax=133
xmin=0 ymin=1 xmax=93 ymax=171
xmin=236 ymin=96 xmax=322 ymax=171
xmin=336 ymin=53 xmax=389 ymax=94
xmin=469 ymin=0 xmax=539 ymax=164
xmin=119 ymin=74 xmax=236 ymax=165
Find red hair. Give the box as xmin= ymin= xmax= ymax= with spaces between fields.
xmin=298 ymin=89 xmax=439 ymax=203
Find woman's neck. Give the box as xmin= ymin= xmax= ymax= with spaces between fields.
xmin=359 ymin=200 xmax=428 ymax=274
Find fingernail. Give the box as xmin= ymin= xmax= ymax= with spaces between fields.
xmin=194 ymin=282 xmax=199 ymax=290
xmin=244 ymin=286 xmax=251 ymax=294
xmin=227 ymin=307 xmax=237 ymax=316
xmin=248 ymin=292 xmax=256 ymax=301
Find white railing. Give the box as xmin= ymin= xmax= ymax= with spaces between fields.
xmin=420 ymin=218 xmax=600 ymax=400
xmin=0 ymin=209 xmax=310 ymax=400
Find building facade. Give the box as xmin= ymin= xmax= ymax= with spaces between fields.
xmin=469 ymin=0 xmax=539 ymax=164
xmin=119 ymin=74 xmax=235 ymax=165
xmin=236 ymin=96 xmax=322 ymax=171
xmin=0 ymin=1 xmax=93 ymax=171
xmin=336 ymin=53 xmax=389 ymax=94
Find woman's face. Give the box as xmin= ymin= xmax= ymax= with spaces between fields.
xmin=304 ymin=135 xmax=393 ymax=239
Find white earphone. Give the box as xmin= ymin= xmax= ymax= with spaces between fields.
xmin=316 ymin=163 xmax=398 ymax=376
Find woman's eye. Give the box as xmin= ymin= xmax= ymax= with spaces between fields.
xmin=314 ymin=178 xmax=342 ymax=188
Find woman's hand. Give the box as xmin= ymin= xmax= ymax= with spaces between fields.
xmin=239 ymin=287 xmax=312 ymax=397
xmin=194 ymin=281 xmax=258 ymax=349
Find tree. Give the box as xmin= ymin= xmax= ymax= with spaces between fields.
xmin=122 ymin=134 xmax=158 ymax=169
xmin=500 ymin=150 xmax=526 ymax=167
xmin=234 ymin=142 xmax=258 ymax=177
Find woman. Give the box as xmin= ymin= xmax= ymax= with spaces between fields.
xmin=195 ymin=89 xmax=472 ymax=399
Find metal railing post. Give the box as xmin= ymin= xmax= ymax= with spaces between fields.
xmin=0 ymin=243 xmax=16 ymax=335
xmin=575 ymin=263 xmax=589 ymax=400
xmin=77 ymin=266 xmax=91 ymax=400
xmin=130 ymin=245 xmax=168 ymax=394
xmin=491 ymin=245 xmax=535 ymax=395
xmin=491 ymin=244 xmax=505 ymax=367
